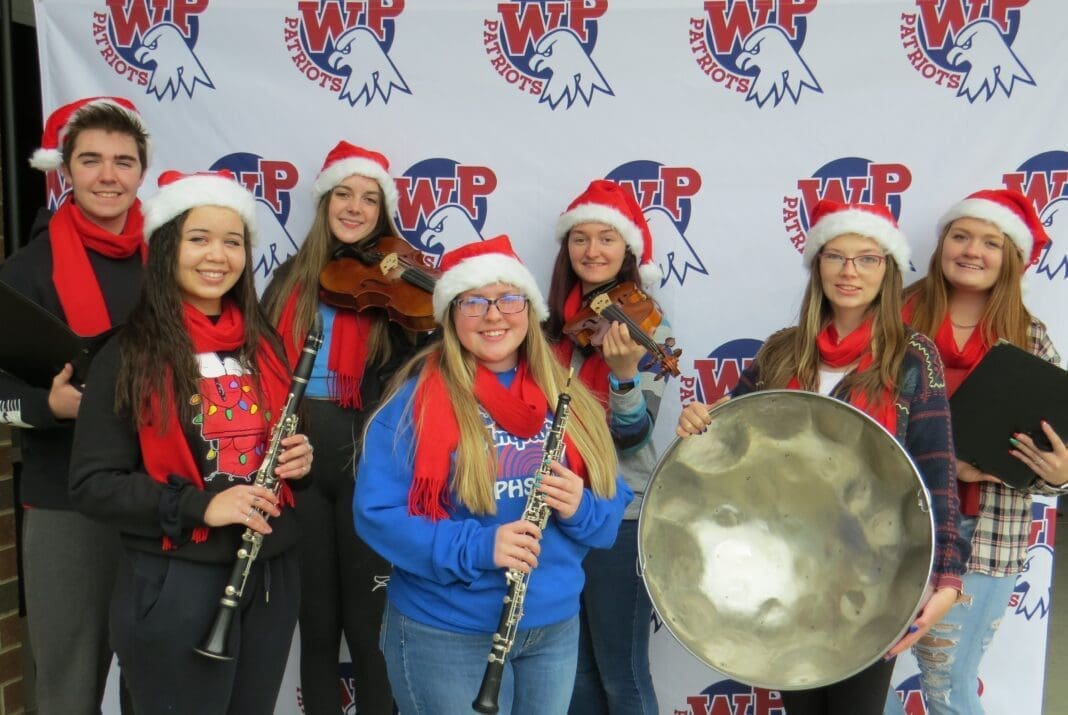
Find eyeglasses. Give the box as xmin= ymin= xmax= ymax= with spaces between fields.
xmin=453 ymin=294 xmax=528 ymax=317
xmin=818 ymin=251 xmax=887 ymax=272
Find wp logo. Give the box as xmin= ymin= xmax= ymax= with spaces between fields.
xmin=782 ymin=157 xmax=912 ymax=256
xmin=209 ymin=153 xmax=300 ymax=289
xmin=91 ymin=0 xmax=214 ymax=100
xmin=689 ymin=0 xmax=821 ymax=108
xmin=1003 ymin=150 xmax=1068 ymax=280
xmin=283 ymin=0 xmax=410 ymax=106
xmin=605 ymin=160 xmax=706 ymax=288
xmin=394 ymin=158 xmax=498 ymax=264
xmin=899 ymin=0 xmax=1034 ymax=102
xmin=677 ymin=678 xmax=785 ymax=715
xmin=680 ymin=339 xmax=762 ymax=406
xmin=483 ymin=1 xmax=613 ymax=109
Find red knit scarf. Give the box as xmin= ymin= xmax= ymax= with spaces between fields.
xmin=552 ymin=283 xmax=611 ymax=407
xmin=138 ymin=300 xmax=293 ymax=549
xmin=409 ymin=356 xmax=588 ymax=521
xmin=903 ymin=299 xmax=991 ymax=516
xmin=788 ymin=318 xmax=897 ymax=434
xmin=49 ymin=199 xmax=146 ymax=336
xmin=276 ymin=288 xmax=370 ymax=408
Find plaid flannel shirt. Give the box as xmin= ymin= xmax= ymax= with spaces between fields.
xmin=967 ymin=318 xmax=1065 ymax=577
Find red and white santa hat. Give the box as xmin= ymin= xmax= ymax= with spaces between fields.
xmin=29 ymin=96 xmax=148 ymax=171
xmin=555 ymin=179 xmax=661 ymax=289
xmin=312 ymin=140 xmax=399 ymax=216
xmin=432 ymin=234 xmax=548 ymax=323
xmin=143 ymin=170 xmax=257 ymax=241
xmin=803 ymin=199 xmax=911 ymax=271
xmin=937 ymin=188 xmax=1050 ymax=267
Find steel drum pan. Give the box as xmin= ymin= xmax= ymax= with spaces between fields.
xmin=638 ymin=390 xmax=934 ymax=690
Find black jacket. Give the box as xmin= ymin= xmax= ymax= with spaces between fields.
xmin=69 ymin=335 xmax=301 ymax=563
xmin=0 ymin=208 xmax=143 ymax=508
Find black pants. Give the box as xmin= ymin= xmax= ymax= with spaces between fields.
xmin=297 ymin=399 xmax=393 ymax=715
xmin=779 ymin=657 xmax=896 ymax=715
xmin=110 ymin=548 xmax=300 ymax=715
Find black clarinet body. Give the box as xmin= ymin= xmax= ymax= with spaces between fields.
xmin=195 ymin=314 xmax=324 ymax=660
xmin=472 ymin=374 xmax=573 ymax=714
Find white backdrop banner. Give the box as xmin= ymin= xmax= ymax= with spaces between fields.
xmin=34 ymin=1 xmax=1065 ymax=713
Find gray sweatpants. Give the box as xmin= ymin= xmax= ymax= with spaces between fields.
xmin=22 ymin=507 xmax=123 ymax=715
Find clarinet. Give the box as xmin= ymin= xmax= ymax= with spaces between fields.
xmin=195 ymin=314 xmax=324 ymax=660
xmin=472 ymin=370 xmax=574 ymax=714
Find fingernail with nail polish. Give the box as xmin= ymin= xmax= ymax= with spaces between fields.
xmin=908 ymin=625 xmax=919 ymax=634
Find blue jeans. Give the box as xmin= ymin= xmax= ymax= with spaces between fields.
xmin=568 ymin=519 xmax=658 ymax=715
xmin=380 ymin=600 xmax=579 ymax=715
xmin=884 ymin=518 xmax=1017 ymax=715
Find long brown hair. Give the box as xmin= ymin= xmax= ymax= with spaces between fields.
xmin=375 ymin=302 xmax=618 ymax=515
xmin=263 ymin=185 xmax=399 ymax=365
xmin=116 ymin=209 xmax=285 ymax=427
xmin=904 ymin=221 xmax=1031 ymax=347
xmin=545 ymin=234 xmax=641 ymax=340
xmin=754 ymin=254 xmax=907 ymax=405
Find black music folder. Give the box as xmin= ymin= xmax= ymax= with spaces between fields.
xmin=0 ymin=280 xmax=116 ymax=388
xmin=949 ymin=342 xmax=1068 ymax=490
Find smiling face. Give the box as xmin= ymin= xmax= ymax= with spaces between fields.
xmin=939 ymin=217 xmax=1007 ymax=294
xmin=818 ymin=234 xmax=888 ymax=325
xmin=567 ymin=221 xmax=628 ymax=292
xmin=176 ymin=205 xmax=247 ymax=315
xmin=451 ymin=282 xmax=529 ymax=372
xmin=61 ymin=128 xmax=145 ymax=233
xmin=328 ymin=174 xmax=383 ymax=244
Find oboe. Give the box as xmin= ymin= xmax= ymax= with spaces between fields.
xmin=472 ymin=370 xmax=574 ymax=714
xmin=195 ymin=314 xmax=323 ymax=660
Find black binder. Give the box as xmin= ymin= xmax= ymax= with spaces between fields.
xmin=0 ymin=280 xmax=116 ymax=388
xmin=949 ymin=342 xmax=1068 ymax=490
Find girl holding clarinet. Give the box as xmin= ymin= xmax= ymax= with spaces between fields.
xmin=353 ymin=235 xmax=631 ymax=714
xmin=70 ymin=170 xmax=314 ymax=715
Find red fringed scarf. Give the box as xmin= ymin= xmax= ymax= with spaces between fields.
xmin=408 ymin=356 xmax=588 ymax=521
xmin=138 ymin=300 xmax=293 ymax=549
xmin=49 ymin=199 xmax=146 ymax=336
xmin=552 ymin=284 xmax=611 ymax=407
xmin=276 ymin=288 xmax=370 ymax=408
xmin=788 ymin=318 xmax=897 ymax=434
xmin=903 ymin=298 xmax=991 ymax=516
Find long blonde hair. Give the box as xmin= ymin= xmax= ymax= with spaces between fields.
xmin=379 ymin=303 xmax=618 ymax=515
xmin=755 ymin=254 xmax=906 ymax=404
xmin=904 ymin=221 xmax=1031 ymax=347
xmin=263 ymin=187 xmax=399 ymax=366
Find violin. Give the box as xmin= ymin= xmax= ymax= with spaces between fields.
xmin=318 ymin=235 xmax=440 ymax=332
xmin=562 ymin=282 xmax=682 ymax=379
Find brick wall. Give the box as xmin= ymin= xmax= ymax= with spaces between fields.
xmin=0 ymin=161 xmax=28 ymax=714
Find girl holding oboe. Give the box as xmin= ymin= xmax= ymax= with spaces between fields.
xmin=70 ymin=171 xmax=313 ymax=715
xmin=353 ymin=235 xmax=631 ymax=714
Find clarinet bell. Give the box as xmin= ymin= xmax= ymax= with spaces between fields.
xmin=194 ymin=603 xmax=237 ymax=661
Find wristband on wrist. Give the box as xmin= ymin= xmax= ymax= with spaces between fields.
xmin=608 ymin=373 xmax=637 ymax=392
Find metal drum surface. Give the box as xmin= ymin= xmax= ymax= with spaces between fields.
xmin=638 ymin=390 xmax=934 ymax=690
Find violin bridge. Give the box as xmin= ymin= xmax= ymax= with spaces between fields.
xmin=590 ymin=293 xmax=612 ymax=314
xmin=380 ymin=253 xmax=399 ymax=275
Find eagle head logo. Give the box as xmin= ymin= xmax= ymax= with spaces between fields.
xmin=644 ymin=206 xmax=707 ymax=288
xmin=946 ymin=19 xmax=1035 ymax=102
xmin=133 ymin=23 xmax=214 ymax=100
xmin=1013 ymin=546 xmax=1053 ymax=619
xmin=1037 ymin=197 xmax=1068 ymax=280
xmin=328 ymin=27 xmax=411 ymax=107
xmin=737 ymin=25 xmax=822 ymax=108
xmin=530 ymin=28 xmax=613 ymax=110
xmin=419 ymin=205 xmax=484 ymax=265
